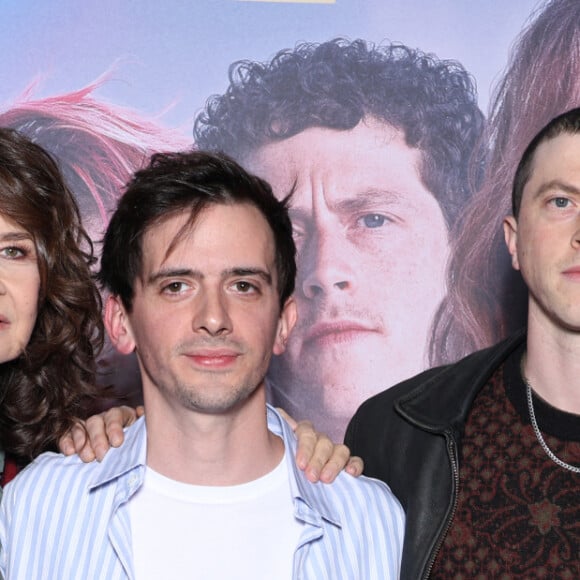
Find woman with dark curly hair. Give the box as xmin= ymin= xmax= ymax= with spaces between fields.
xmin=0 ymin=127 xmax=138 ymax=474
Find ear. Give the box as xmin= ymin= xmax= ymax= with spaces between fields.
xmin=104 ymin=295 xmax=136 ymax=355
xmin=273 ymin=297 xmax=297 ymax=356
xmin=503 ymin=216 xmax=521 ymax=271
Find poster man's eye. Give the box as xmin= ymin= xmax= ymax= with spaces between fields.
xmin=360 ymin=214 xmax=388 ymax=228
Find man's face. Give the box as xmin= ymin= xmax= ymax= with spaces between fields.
xmin=505 ymin=133 xmax=580 ymax=334
xmin=107 ymin=203 xmax=296 ymax=417
xmin=243 ymin=118 xmax=450 ymax=437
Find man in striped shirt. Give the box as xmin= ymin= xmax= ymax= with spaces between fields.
xmin=0 ymin=150 xmax=403 ymax=579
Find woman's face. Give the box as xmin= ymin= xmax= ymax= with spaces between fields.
xmin=0 ymin=213 xmax=40 ymax=363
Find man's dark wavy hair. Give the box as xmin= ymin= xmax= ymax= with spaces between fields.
xmin=99 ymin=150 xmax=296 ymax=311
xmin=0 ymin=128 xmax=104 ymax=458
xmin=194 ymin=38 xmax=485 ymax=229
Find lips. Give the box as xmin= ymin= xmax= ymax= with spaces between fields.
xmin=562 ymin=266 xmax=580 ymax=280
xmin=184 ymin=348 xmax=241 ymax=369
xmin=302 ymin=320 xmax=379 ymax=347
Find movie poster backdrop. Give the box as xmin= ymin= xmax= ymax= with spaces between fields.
xmin=2 ymin=0 xmax=576 ymax=441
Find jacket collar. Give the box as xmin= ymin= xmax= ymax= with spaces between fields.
xmin=395 ymin=330 xmax=526 ymax=436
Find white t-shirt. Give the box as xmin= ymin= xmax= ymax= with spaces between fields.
xmin=129 ymin=448 xmax=304 ymax=579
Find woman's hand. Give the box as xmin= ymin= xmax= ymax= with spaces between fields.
xmin=278 ymin=409 xmax=363 ymax=483
xmin=58 ymin=405 xmax=145 ymax=462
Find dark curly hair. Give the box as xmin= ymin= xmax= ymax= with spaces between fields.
xmin=0 ymin=128 xmax=105 ymax=458
xmin=99 ymin=150 xmax=296 ymax=311
xmin=194 ymin=38 xmax=485 ymax=230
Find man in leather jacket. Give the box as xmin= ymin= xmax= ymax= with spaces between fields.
xmin=346 ymin=108 xmax=580 ymax=579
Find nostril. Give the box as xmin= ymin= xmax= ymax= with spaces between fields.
xmin=304 ymin=284 xmax=323 ymax=299
xmin=303 ymin=279 xmax=350 ymax=298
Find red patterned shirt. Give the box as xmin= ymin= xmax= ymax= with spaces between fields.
xmin=431 ymin=346 xmax=580 ymax=579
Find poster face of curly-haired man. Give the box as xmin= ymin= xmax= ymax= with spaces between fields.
xmin=194 ymin=39 xmax=484 ymax=440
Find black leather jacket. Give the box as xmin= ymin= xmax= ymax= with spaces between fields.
xmin=345 ymin=332 xmax=525 ymax=580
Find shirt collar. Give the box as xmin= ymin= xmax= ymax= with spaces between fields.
xmin=267 ymin=405 xmax=342 ymax=528
xmin=88 ymin=416 xmax=147 ymax=490
xmin=88 ymin=405 xmax=342 ymax=529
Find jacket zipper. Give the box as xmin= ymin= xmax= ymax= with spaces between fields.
xmin=422 ymin=433 xmax=460 ymax=579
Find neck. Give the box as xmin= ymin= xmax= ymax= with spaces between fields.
xmin=143 ymin=386 xmax=284 ymax=486
xmin=524 ymin=305 xmax=580 ymax=414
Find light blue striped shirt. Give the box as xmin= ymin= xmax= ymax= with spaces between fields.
xmin=0 ymin=406 xmax=404 ymax=579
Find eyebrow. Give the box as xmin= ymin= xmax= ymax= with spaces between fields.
xmin=0 ymin=232 xmax=33 ymax=242
xmin=147 ymin=267 xmax=272 ymax=286
xmin=229 ymin=268 xmax=272 ymax=284
xmin=148 ymin=268 xmax=197 ymax=285
xmin=532 ymin=180 xmax=580 ymax=199
xmin=288 ymin=189 xmax=406 ymax=222
xmin=334 ymin=189 xmax=405 ymax=214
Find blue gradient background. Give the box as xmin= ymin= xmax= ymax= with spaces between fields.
xmin=0 ymin=0 xmax=541 ymax=133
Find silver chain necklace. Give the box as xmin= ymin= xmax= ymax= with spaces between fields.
xmin=523 ymin=379 xmax=580 ymax=474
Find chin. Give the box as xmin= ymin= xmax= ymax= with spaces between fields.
xmin=0 ymin=346 xmax=21 ymax=365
